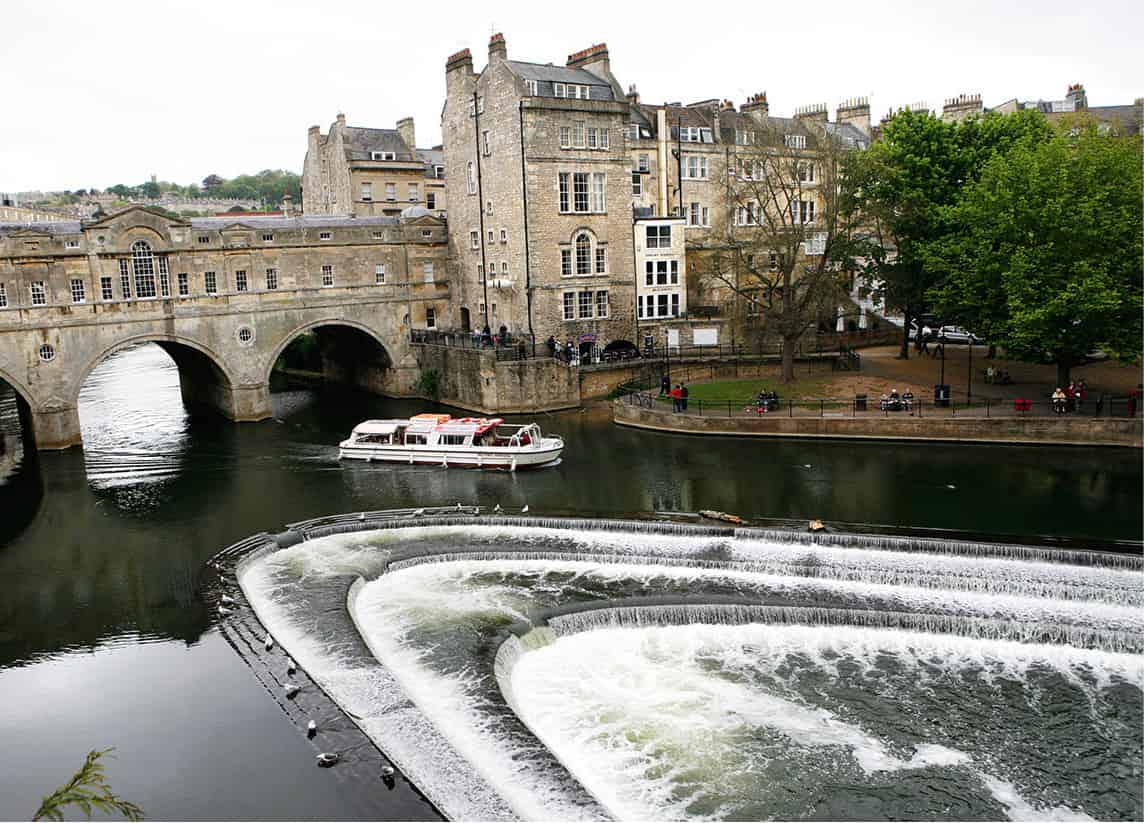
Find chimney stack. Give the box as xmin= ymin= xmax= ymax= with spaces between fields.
xmin=396 ymin=117 xmax=416 ymax=152
xmin=836 ymin=97 xmax=871 ymax=135
xmin=742 ymin=91 xmax=769 ymax=117
xmin=445 ymin=47 xmax=473 ymax=75
xmin=794 ymin=103 xmax=828 ymax=125
xmin=488 ymin=32 xmax=507 ymax=63
xmin=941 ymin=93 xmax=982 ymax=122
xmin=627 ymin=84 xmax=640 ymax=105
xmin=1066 ymin=83 xmax=1087 ymax=110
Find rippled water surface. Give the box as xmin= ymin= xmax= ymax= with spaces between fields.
xmin=0 ymin=343 xmax=1141 ymax=820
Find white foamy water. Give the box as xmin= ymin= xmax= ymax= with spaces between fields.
xmin=238 ymin=525 xmax=1144 ymax=821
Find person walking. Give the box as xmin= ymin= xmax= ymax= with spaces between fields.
xmin=680 ymin=383 xmax=689 ymax=411
xmin=660 ymin=374 xmax=670 ymax=395
xmin=670 ymin=384 xmax=682 ymax=412
xmin=546 ymin=336 xmax=557 ymax=359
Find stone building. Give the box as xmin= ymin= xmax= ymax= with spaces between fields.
xmin=942 ymin=84 xmax=1141 ymax=135
xmin=302 ymin=114 xmax=447 ymax=218
xmin=442 ymin=35 xmax=637 ymax=361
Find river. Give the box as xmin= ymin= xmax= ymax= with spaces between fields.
xmin=0 ymin=343 xmax=1140 ymax=820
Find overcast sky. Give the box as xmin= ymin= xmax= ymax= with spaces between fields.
xmin=3 ymin=0 xmax=1139 ymax=193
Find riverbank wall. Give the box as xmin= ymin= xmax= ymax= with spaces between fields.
xmin=613 ymin=401 xmax=1144 ymax=448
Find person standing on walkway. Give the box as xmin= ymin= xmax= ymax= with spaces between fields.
xmin=681 ymin=383 xmax=689 ymax=411
xmin=660 ymin=374 xmax=670 ymax=395
xmin=670 ymin=384 xmax=682 ymax=412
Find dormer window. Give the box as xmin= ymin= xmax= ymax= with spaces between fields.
xmin=525 ymin=79 xmax=539 ymax=96
xmin=679 ymin=127 xmax=713 ymax=143
xmin=554 ymin=83 xmax=591 ymax=100
xmin=262 ymin=233 xmax=274 ymax=242
xmin=784 ymin=134 xmax=807 ymax=149
xmin=371 ymin=151 xmax=396 ymax=161
xmin=197 ymin=235 xmax=210 ymax=244
xmin=319 ymin=231 xmax=332 ymax=240
xmin=65 ymin=239 xmax=80 ymax=249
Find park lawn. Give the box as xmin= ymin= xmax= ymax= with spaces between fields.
xmin=674 ymin=375 xmax=837 ymax=403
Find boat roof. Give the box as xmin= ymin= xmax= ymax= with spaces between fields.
xmin=351 ymin=420 xmax=405 ymax=435
xmin=436 ymin=417 xmax=504 ymax=435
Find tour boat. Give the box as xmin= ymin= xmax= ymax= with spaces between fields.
xmin=338 ymin=413 xmax=563 ymax=470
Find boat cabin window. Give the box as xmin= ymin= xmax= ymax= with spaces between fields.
xmin=356 ymin=433 xmax=393 ymax=444
xmin=439 ymin=434 xmax=468 ymax=446
xmin=405 ymin=434 xmax=428 ymax=445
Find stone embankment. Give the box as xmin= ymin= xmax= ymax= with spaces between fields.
xmin=613 ymin=400 xmax=1143 ymax=448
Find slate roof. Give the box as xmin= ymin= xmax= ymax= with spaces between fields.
xmin=0 ymin=215 xmax=402 ymax=236
xmin=0 ymin=221 xmax=83 ymax=235
xmin=342 ymin=127 xmax=415 ymax=162
xmin=417 ymin=147 xmax=446 ymax=178
xmin=507 ymin=60 xmax=615 ymax=101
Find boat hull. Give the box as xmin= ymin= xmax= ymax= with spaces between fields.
xmin=338 ymin=440 xmax=563 ymax=469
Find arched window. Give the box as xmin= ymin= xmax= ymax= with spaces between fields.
xmin=575 ymin=233 xmax=591 ymax=276
xmin=131 ymin=240 xmax=157 ymax=298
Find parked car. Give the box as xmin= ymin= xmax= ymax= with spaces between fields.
xmin=908 ymin=317 xmax=941 ymax=338
xmin=936 ymin=325 xmax=985 ymax=345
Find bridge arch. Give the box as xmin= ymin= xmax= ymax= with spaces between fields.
xmin=266 ymin=318 xmax=395 ymax=395
xmin=72 ymin=333 xmax=240 ymax=419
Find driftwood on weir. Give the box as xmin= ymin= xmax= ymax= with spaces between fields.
xmin=699 ymin=510 xmax=744 ymax=525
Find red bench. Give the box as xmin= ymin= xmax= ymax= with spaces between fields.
xmin=1013 ymin=398 xmax=1032 ymax=414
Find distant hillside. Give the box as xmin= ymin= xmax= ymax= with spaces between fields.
xmin=24 ymin=169 xmax=302 ymax=210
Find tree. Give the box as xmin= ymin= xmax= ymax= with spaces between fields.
xmin=139 ymin=181 xmax=160 ymax=199
xmin=33 ymin=749 xmax=143 ymax=821
xmin=925 ymin=126 xmax=1143 ymax=386
xmin=847 ymin=109 xmax=1054 ymax=358
xmin=201 ymin=174 xmax=224 ymax=190
xmin=693 ymin=121 xmax=856 ymax=382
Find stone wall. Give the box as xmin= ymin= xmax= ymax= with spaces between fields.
xmin=412 ymin=344 xmax=580 ymax=414
xmin=613 ymin=402 xmax=1144 ymax=448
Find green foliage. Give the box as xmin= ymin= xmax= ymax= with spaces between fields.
xmin=415 ymin=369 xmax=442 ymax=401
xmin=925 ymin=126 xmax=1143 ymax=382
xmin=97 ymin=170 xmax=300 ymax=208
xmin=33 ymin=748 xmax=143 ymax=821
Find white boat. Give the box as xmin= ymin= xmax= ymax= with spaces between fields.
xmin=338 ymin=413 xmax=563 ymax=470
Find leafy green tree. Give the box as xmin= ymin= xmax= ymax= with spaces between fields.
xmin=926 ymin=126 xmax=1143 ymax=386
xmin=139 ymin=181 xmax=160 ymax=199
xmin=33 ymin=748 xmax=143 ymax=821
xmin=848 ymin=109 xmax=1053 ymax=358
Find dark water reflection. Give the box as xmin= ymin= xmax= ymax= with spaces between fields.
xmin=0 ymin=343 xmax=1140 ymax=820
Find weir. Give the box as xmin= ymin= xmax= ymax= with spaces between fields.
xmin=210 ymin=510 xmax=1144 ymax=822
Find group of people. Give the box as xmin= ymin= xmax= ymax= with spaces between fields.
xmin=474 ymin=324 xmax=514 ymax=348
xmin=660 ymin=375 xmax=689 ymax=412
xmin=879 ymin=389 xmax=915 ymax=411
xmin=546 ymin=335 xmax=580 ymax=364
xmin=1051 ymin=380 xmax=1088 ymax=414
xmin=984 ymin=366 xmax=1013 ymax=385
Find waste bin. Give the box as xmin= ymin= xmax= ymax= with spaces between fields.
xmin=934 ymin=384 xmax=951 ymax=408
xmin=854 ymin=394 xmax=867 ymax=412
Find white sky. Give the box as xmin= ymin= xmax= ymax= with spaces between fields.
xmin=2 ymin=0 xmax=1139 ymax=193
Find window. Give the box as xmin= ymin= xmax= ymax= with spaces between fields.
xmin=792 ymin=199 xmax=815 ymax=224
xmin=632 ymin=172 xmax=642 ymax=196
xmin=361 ymin=182 xmax=373 ymax=202
xmin=477 ymin=263 xmax=484 ymax=281
xmin=554 ymin=83 xmax=590 ymax=99
xmin=70 ymin=278 xmax=85 ymax=303
xmin=131 ymin=240 xmax=157 ymax=298
xmin=426 ymin=307 xmax=436 ymax=328
xmin=262 ymin=233 xmax=274 ymax=242
xmin=467 ymin=162 xmax=476 ymax=194
xmin=628 ymin=124 xmax=640 ymax=141
xmin=370 ymin=151 xmax=396 ymax=161
xmin=670 ymin=260 xmax=679 ymax=284
xmin=657 ymin=294 xmax=669 ymax=316
xmin=558 ymin=173 xmax=570 ymax=212
xmin=0 ymin=283 xmax=6 ymax=308
xmin=470 ymin=230 xmax=479 ymax=249
xmin=587 ymin=127 xmax=608 ymax=149
xmin=177 ymin=273 xmax=188 ymax=296
xmin=736 ymin=129 xmax=756 ymax=145
xmin=488 ymin=229 xmax=495 ymax=243
xmin=385 ymin=183 xmax=396 ymax=201
xmin=574 ymin=173 xmax=589 ymax=212
xmin=372 ymin=231 xmax=385 ymax=240
xmin=31 ymin=281 xmax=47 ymax=305
xmin=501 ymin=261 xmax=508 ymax=277
xmin=318 ymin=265 xmax=332 ymax=287
xmin=578 ymin=290 xmax=593 ymax=318
xmin=683 ymin=155 xmax=708 ymax=179
xmin=375 ymin=263 xmax=385 ymax=284
xmin=426 ymin=192 xmax=436 ymax=209
xmin=266 ymin=268 xmax=279 ymax=290
xmin=671 ymin=294 xmax=680 ymax=316
xmin=319 ymin=231 xmax=332 ymax=240
xmin=635 ymin=154 xmax=649 ymax=174
xmin=595 ymin=247 xmax=606 ymax=274
xmin=433 ymin=165 xmax=445 ymax=178
xmin=591 ymin=173 xmax=606 ymax=212
xmin=679 ymin=126 xmax=713 ymax=143
xmin=159 ymin=267 xmax=170 ymax=297
xmin=237 ymin=327 xmax=254 ymax=344
xmin=687 ymin=203 xmax=709 ymax=227
xmin=482 ymin=130 xmax=491 ymax=156
xmin=233 ymin=270 xmax=247 ymax=292
xmin=486 ymin=201 xmax=493 ymax=217
xmin=798 ymin=162 xmax=815 ymax=183
xmin=101 ymin=276 xmax=113 ymax=300
xmin=563 ymin=292 xmax=575 ymax=320
xmin=205 ymin=271 xmax=218 ymax=294
xmin=408 ymin=183 xmax=419 ymax=201
xmin=646 ymin=225 xmax=671 ymax=248
xmin=119 ymin=258 xmax=131 ymax=298
xmin=422 ymin=261 xmax=434 ymax=282
xmin=421 ymin=229 xmax=433 ymax=239
xmin=197 ymin=235 xmax=210 ymax=244
xmin=784 ymin=134 xmax=807 ymax=149
xmin=500 ymin=229 xmax=507 ymax=243
xmin=39 ymin=343 xmax=55 ymax=362
xmin=561 ymin=248 xmax=572 ymax=277
xmin=560 ymin=126 xmax=572 ymax=148
xmin=525 ymin=79 xmax=538 ymax=95
xmin=575 ymin=233 xmax=591 ymax=275
xmin=595 ymin=290 xmax=608 ymax=318
xmin=644 ymin=261 xmax=653 ymax=286
xmin=65 ymin=239 xmax=80 ymax=249
xmin=467 ymin=96 xmax=484 ymax=115
xmin=769 ymin=251 xmax=779 ymax=271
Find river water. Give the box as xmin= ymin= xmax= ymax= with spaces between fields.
xmin=0 ymin=343 xmax=1140 ymax=820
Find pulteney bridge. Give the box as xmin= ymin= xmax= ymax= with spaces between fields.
xmin=0 ymin=206 xmax=451 ymax=449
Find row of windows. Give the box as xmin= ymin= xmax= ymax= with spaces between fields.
xmin=469 ymin=228 xmax=510 ymax=248
xmin=558 ymin=172 xmax=607 ymax=214
xmin=559 ymin=123 xmax=610 ymax=150
xmin=193 ymin=228 xmax=426 ymax=244
xmin=476 ymin=262 xmax=511 ymax=280
xmin=638 ymin=293 xmax=681 ymax=318
xmin=644 ymin=260 xmax=680 ymax=286
xmin=560 ymin=233 xmax=607 ymax=277
xmin=561 ymin=289 xmax=609 ymax=320
xmin=361 ymin=182 xmax=421 ymax=202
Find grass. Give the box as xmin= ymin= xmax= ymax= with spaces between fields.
xmin=673 ymin=375 xmax=837 ymax=403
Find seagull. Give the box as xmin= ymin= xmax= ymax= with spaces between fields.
xmin=265 ymin=634 xmax=274 ymax=651
xmin=493 ymin=503 xmax=502 ymax=514
xmin=358 ymin=512 xmax=366 ymax=520
xmin=946 ymin=484 xmax=957 ymax=490
xmin=220 ymin=594 xmax=235 ymax=606
xmin=521 ymin=505 xmax=529 ymax=514
xmin=218 ymin=606 xmax=232 ymax=617
xmin=412 ymin=508 xmax=425 ymax=517
xmin=285 ymin=684 xmax=300 ymax=698
xmin=316 ymin=752 xmax=339 ymax=768
xmin=456 ymin=502 xmax=463 ymax=511
xmin=287 ymin=659 xmax=297 ymax=675
xmin=380 ymin=764 xmax=395 ymax=778
xmin=306 ymin=720 xmax=317 ymax=738
xmin=804 ymin=464 xmax=812 ymax=469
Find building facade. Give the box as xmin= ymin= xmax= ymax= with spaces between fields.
xmin=302 ymin=114 xmax=447 ymax=218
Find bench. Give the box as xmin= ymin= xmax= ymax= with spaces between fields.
xmin=1013 ymin=398 xmax=1032 ymax=414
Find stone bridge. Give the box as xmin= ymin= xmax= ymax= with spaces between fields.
xmin=0 ymin=206 xmax=452 ymax=448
